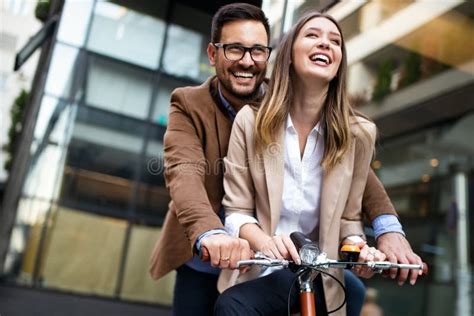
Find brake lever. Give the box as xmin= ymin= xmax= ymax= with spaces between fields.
xmin=237 ymin=252 xmax=291 ymax=268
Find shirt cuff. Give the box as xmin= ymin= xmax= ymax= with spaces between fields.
xmin=195 ymin=229 xmax=228 ymax=256
xmin=225 ymin=213 xmax=259 ymax=237
xmin=372 ymin=214 xmax=405 ymax=240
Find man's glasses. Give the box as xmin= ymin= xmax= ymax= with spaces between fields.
xmin=213 ymin=43 xmax=272 ymax=63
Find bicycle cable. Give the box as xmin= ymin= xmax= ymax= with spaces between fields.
xmin=286 ymin=268 xmax=347 ymax=316
xmin=287 ymin=268 xmax=308 ymax=316
xmin=318 ymin=269 xmax=347 ymax=314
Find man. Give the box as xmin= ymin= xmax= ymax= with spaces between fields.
xmin=149 ymin=3 xmax=422 ymax=316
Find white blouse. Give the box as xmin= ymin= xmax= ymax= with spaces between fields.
xmin=226 ymin=114 xmax=324 ymax=240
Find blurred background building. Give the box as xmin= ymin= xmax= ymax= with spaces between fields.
xmin=0 ymin=0 xmax=42 ymax=187
xmin=0 ymin=0 xmax=472 ymax=315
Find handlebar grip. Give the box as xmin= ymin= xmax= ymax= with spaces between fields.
xmin=290 ymin=232 xmax=313 ymax=252
xmin=381 ymin=261 xmax=429 ymax=277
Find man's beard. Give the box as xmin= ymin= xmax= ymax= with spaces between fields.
xmin=219 ymin=72 xmax=263 ymax=101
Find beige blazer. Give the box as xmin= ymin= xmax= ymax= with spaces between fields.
xmin=217 ymin=105 xmax=376 ymax=316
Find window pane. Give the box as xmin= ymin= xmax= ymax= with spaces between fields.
xmin=120 ymin=226 xmax=175 ymax=305
xmin=60 ymin=106 xmax=146 ymax=215
xmin=87 ymin=1 xmax=166 ymax=69
xmin=23 ymin=144 xmax=64 ymax=200
xmin=153 ymin=76 xmax=184 ymax=126
xmin=162 ymin=3 xmax=213 ymax=81
xmin=33 ymin=96 xmax=75 ymax=145
xmin=57 ymin=0 xmax=93 ymax=47
xmin=86 ymin=56 xmax=153 ymax=120
xmin=45 ymin=43 xmax=79 ymax=98
xmin=42 ymin=207 xmax=127 ymax=296
xmin=3 ymin=197 xmax=52 ymax=282
xmin=135 ymin=124 xmax=168 ymax=223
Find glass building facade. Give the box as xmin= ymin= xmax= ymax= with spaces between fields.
xmin=320 ymin=1 xmax=472 ymax=315
xmin=1 ymin=0 xmax=232 ymax=305
xmin=1 ymin=0 xmax=472 ymax=314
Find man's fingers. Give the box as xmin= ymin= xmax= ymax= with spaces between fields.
xmin=201 ymin=235 xmax=254 ymax=269
xmin=397 ymin=255 xmax=409 ymax=285
xmin=219 ymin=240 xmax=234 ymax=269
xmin=408 ymin=254 xmax=423 ymax=285
xmin=386 ymin=253 xmax=398 ymax=279
xmin=208 ymin=244 xmax=220 ymax=267
xmin=409 ymin=266 xmax=419 ymax=285
xmin=201 ymin=246 xmax=210 ymax=262
xmin=230 ymin=239 xmax=250 ymax=269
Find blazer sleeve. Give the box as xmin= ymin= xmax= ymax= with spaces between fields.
xmin=163 ymin=89 xmax=224 ymax=249
xmin=340 ymin=121 xmax=377 ymax=241
xmin=362 ymin=169 xmax=398 ymax=222
xmin=222 ymin=108 xmax=256 ymax=219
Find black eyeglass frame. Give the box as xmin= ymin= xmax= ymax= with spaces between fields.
xmin=213 ymin=43 xmax=272 ymax=63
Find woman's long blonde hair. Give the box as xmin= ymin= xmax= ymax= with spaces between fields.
xmin=254 ymin=12 xmax=359 ymax=170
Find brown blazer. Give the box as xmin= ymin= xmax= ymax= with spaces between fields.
xmin=149 ymin=76 xmax=396 ymax=281
xmin=218 ymin=106 xmax=377 ymax=315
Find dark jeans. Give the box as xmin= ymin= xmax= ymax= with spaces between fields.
xmin=172 ymin=265 xmax=365 ymax=316
xmin=214 ymin=269 xmax=365 ymax=316
xmin=344 ymin=270 xmax=366 ymax=316
xmin=214 ymin=269 xmax=328 ymax=316
xmin=172 ymin=264 xmax=219 ymax=316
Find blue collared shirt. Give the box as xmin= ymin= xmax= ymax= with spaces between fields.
xmin=372 ymin=214 xmax=405 ymax=239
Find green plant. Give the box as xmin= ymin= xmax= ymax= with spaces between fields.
xmin=35 ymin=0 xmax=50 ymax=22
xmin=2 ymin=90 xmax=29 ymax=172
xmin=399 ymin=52 xmax=421 ymax=88
xmin=372 ymin=59 xmax=394 ymax=102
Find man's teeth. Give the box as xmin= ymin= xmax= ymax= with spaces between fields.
xmin=310 ymin=54 xmax=330 ymax=64
xmin=234 ymin=72 xmax=254 ymax=78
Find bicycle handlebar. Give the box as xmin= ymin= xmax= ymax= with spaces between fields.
xmin=237 ymin=251 xmax=427 ymax=274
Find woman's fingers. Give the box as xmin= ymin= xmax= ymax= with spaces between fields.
xmin=272 ymin=235 xmax=289 ymax=259
xmin=281 ymin=235 xmax=301 ymax=264
xmin=261 ymin=236 xmax=282 ymax=259
xmin=354 ymin=245 xmax=387 ymax=279
xmin=260 ymin=234 xmax=301 ymax=263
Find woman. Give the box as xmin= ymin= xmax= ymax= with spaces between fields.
xmin=215 ymin=12 xmax=383 ymax=316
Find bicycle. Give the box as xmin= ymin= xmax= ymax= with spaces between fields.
xmin=237 ymin=232 xmax=428 ymax=316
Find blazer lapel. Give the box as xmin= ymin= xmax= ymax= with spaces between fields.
xmin=263 ymin=128 xmax=285 ymax=234
xmin=215 ymin=111 xmax=232 ymax=158
xmin=318 ymin=142 xmax=355 ymax=248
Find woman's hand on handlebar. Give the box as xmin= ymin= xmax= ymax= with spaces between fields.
xmin=239 ymin=224 xmax=301 ymax=265
xmin=341 ymin=236 xmax=386 ymax=278
xmin=354 ymin=245 xmax=387 ymax=278
xmin=258 ymin=234 xmax=302 ymax=265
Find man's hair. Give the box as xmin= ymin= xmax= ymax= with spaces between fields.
xmin=211 ymin=3 xmax=270 ymax=44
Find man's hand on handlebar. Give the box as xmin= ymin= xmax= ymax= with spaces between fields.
xmin=376 ymin=232 xmax=424 ymax=286
xmin=238 ymin=232 xmax=426 ymax=278
xmin=200 ymin=234 xmax=252 ymax=269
